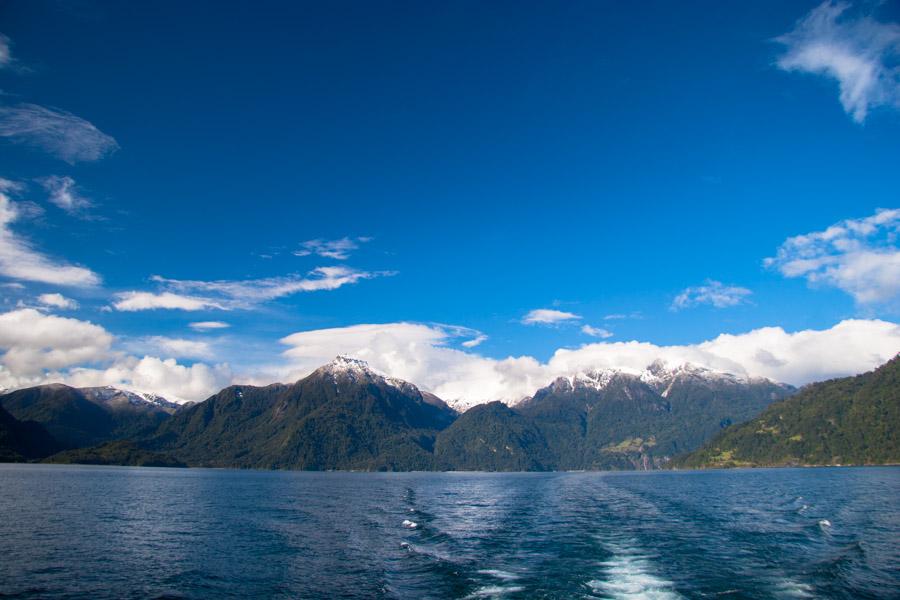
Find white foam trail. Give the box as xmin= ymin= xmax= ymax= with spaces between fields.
xmin=477 ymin=569 xmax=519 ymax=581
xmin=772 ymin=580 xmax=815 ymax=598
xmin=465 ymin=585 xmax=525 ymax=598
xmin=588 ymin=546 xmax=682 ymax=599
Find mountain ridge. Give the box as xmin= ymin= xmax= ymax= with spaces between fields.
xmin=673 ymin=355 xmax=900 ymax=468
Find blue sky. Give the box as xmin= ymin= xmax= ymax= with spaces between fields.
xmin=0 ymin=1 xmax=898 ymax=405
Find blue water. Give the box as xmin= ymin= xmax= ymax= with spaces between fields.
xmin=0 ymin=465 xmax=898 ymax=599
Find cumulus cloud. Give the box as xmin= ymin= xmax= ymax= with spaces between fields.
xmin=0 ymin=307 xmax=231 ymax=403
xmin=38 ymin=176 xmax=92 ymax=214
xmin=277 ymin=323 xmax=548 ymax=409
xmin=775 ymin=1 xmax=900 ymax=122
xmin=672 ymin=280 xmax=752 ymax=310
xmin=112 ymin=291 xmax=226 ymax=312
xmin=0 ymin=104 xmax=119 ymax=163
xmin=0 ymin=185 xmax=101 ymax=286
xmin=293 ymin=237 xmax=371 ymax=260
xmin=64 ymin=356 xmax=232 ymax=403
xmin=37 ymin=293 xmax=78 ymax=310
xmin=522 ymin=308 xmax=582 ymax=325
xmin=189 ymin=321 xmax=230 ymax=331
xmin=274 ymin=319 xmax=899 ymax=408
xmin=0 ymin=308 xmax=112 ymax=377
xmin=581 ymin=324 xmax=613 ymax=339
xmin=765 ymin=208 xmax=900 ymax=304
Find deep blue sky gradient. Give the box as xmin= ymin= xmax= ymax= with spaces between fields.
xmin=1 ymin=0 xmax=898 ymax=364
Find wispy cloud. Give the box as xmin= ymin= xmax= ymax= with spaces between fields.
xmin=522 ymin=308 xmax=582 ymax=325
xmin=155 ymin=266 xmax=389 ymax=303
xmin=37 ymin=293 xmax=78 ymax=310
xmin=144 ymin=336 xmax=214 ymax=360
xmin=603 ymin=312 xmax=642 ymax=321
xmin=0 ymin=181 xmax=101 ymax=286
xmin=38 ymin=176 xmax=93 ymax=215
xmin=0 ymin=34 xmax=12 ymax=69
xmin=672 ymin=280 xmax=752 ymax=310
xmin=189 ymin=321 xmax=230 ymax=331
xmin=293 ymin=237 xmax=371 ymax=260
xmin=581 ymin=324 xmax=613 ymax=339
xmin=112 ymin=291 xmax=227 ymax=312
xmin=775 ymin=1 xmax=900 ymax=122
xmin=765 ymin=208 xmax=900 ymax=304
xmin=0 ymin=103 xmax=119 ymax=163
xmin=114 ymin=266 xmax=392 ymax=312
xmin=461 ymin=334 xmax=488 ymax=348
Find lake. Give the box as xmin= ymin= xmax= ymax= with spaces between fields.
xmin=0 ymin=465 xmax=898 ymax=599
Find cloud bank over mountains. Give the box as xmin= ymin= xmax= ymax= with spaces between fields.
xmin=3 ymin=306 xmax=894 ymax=408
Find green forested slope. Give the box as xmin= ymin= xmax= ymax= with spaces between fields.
xmin=675 ymin=356 xmax=900 ymax=468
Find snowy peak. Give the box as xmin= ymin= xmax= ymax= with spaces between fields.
xmin=314 ymin=355 xmax=419 ymax=395
xmin=80 ymin=386 xmax=181 ymax=414
xmin=546 ymin=368 xmax=642 ymax=394
xmin=537 ymin=361 xmax=765 ymax=399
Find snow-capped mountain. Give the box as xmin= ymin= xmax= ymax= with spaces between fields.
xmin=530 ymin=360 xmax=787 ymax=402
xmin=313 ymin=356 xmax=453 ymax=411
xmin=79 ymin=386 xmax=182 ymax=415
xmin=315 ymin=355 xmax=419 ymax=395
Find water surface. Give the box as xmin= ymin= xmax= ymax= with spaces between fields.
xmin=0 ymin=465 xmax=898 ymax=599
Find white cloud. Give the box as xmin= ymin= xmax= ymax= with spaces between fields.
xmin=112 ymin=291 xmax=226 ymax=312
xmin=604 ymin=312 xmax=642 ymax=320
xmin=274 ymin=319 xmax=899 ymax=409
xmin=293 ymin=237 xmax=370 ymax=260
xmin=189 ymin=321 xmax=230 ymax=331
xmin=38 ymin=176 xmax=92 ymax=214
xmin=0 ymin=307 xmax=231 ymax=403
xmin=64 ymin=356 xmax=232 ymax=404
xmin=461 ymin=334 xmax=488 ymax=348
xmin=765 ymin=208 xmax=900 ymax=304
xmin=775 ymin=1 xmax=900 ymax=122
xmin=0 ymin=104 xmax=119 ymax=163
xmin=581 ymin=324 xmax=613 ymax=339
xmin=672 ymin=280 xmax=752 ymax=310
xmin=0 ymin=308 xmax=112 ymax=377
xmin=0 ymin=187 xmax=101 ymax=286
xmin=144 ymin=337 xmax=214 ymax=360
xmin=0 ymin=34 xmax=12 ymax=69
xmin=522 ymin=308 xmax=582 ymax=325
xmin=277 ymin=323 xmax=549 ymax=409
xmin=147 ymin=266 xmax=391 ymax=308
xmin=37 ymin=293 xmax=78 ymax=310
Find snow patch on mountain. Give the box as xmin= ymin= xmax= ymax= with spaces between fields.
xmin=316 ymin=355 xmax=420 ymax=395
xmin=519 ymin=359 xmax=780 ymax=405
xmin=79 ymin=385 xmax=181 ymax=413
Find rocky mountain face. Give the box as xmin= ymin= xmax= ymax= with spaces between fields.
xmin=0 ymin=384 xmax=176 ymax=449
xmin=674 ymin=355 xmax=900 ymax=469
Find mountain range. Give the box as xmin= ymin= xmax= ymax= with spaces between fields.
xmin=0 ymin=354 xmax=895 ymax=471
